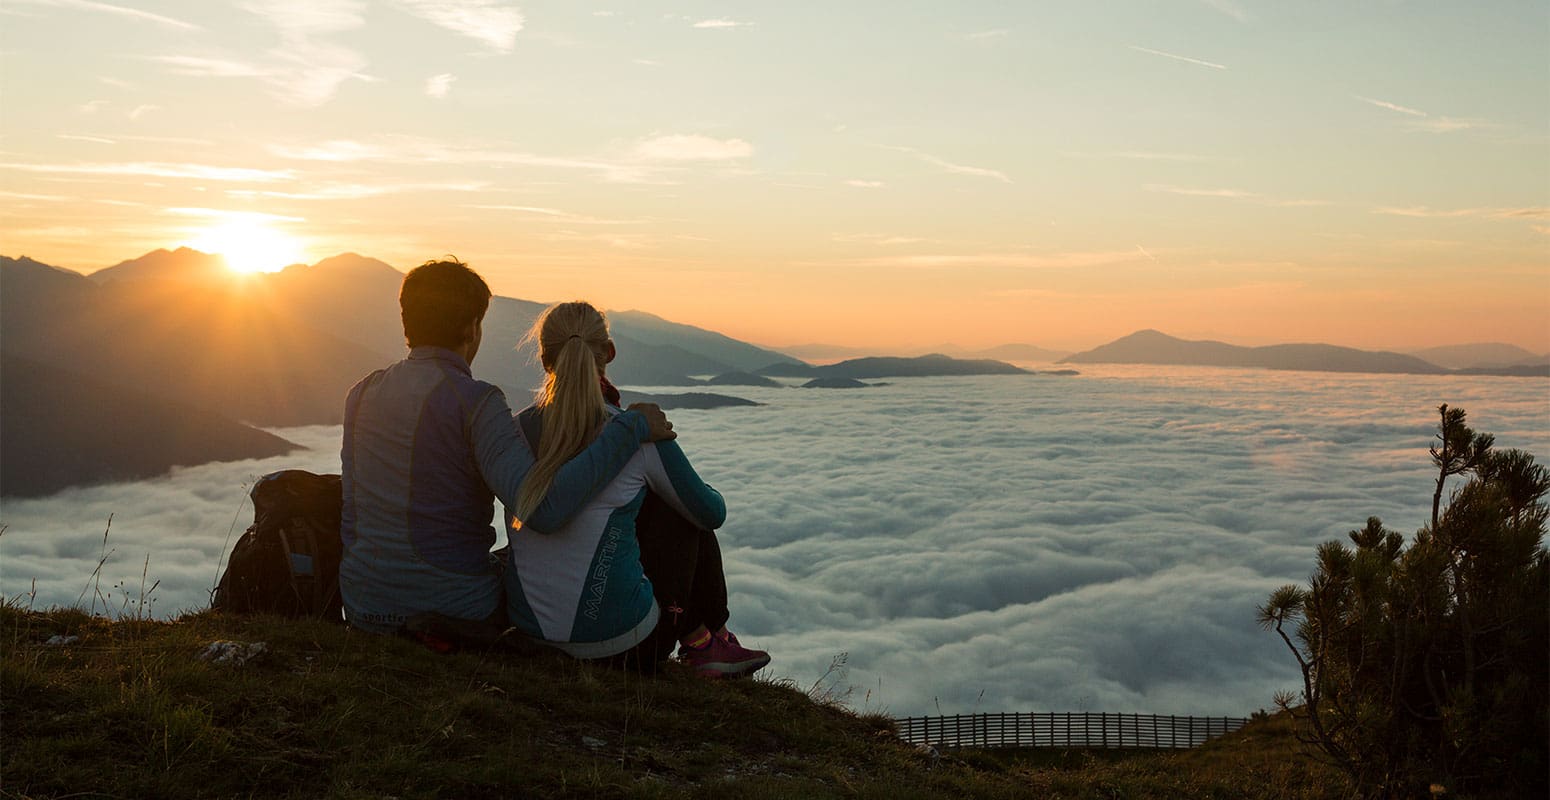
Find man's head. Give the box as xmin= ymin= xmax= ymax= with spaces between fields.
xmin=399 ymin=258 xmax=492 ymax=360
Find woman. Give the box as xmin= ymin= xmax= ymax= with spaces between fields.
xmin=503 ymin=301 xmax=770 ymax=677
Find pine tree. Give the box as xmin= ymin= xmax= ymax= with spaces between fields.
xmin=1259 ymin=405 xmax=1549 ymax=799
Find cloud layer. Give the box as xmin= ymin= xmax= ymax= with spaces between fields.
xmin=3 ymin=368 xmax=1546 ymax=718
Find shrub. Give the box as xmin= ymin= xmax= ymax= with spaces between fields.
xmin=1259 ymin=405 xmax=1549 ymax=799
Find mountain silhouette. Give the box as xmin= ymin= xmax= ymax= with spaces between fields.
xmin=758 ymin=353 xmax=1030 ymax=379
xmin=771 ymin=341 xmax=1069 ymax=363
xmin=1407 ymin=342 xmax=1549 ymax=371
xmin=3 ymin=254 xmax=389 ymax=426
xmin=1060 ymin=330 xmax=1546 ymax=376
xmin=0 ymin=249 xmax=804 ymax=495
xmin=704 ymin=371 xmax=782 ymax=388
xmin=89 ymin=247 xmax=233 ymax=285
xmin=960 ymin=343 xmax=1071 ymax=362
xmin=0 ymin=354 xmax=296 ymax=498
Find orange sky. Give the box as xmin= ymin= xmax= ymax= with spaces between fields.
xmin=2 ymin=1 xmax=1546 ymax=353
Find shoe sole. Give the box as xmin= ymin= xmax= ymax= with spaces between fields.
xmin=690 ymin=654 xmax=772 ymax=679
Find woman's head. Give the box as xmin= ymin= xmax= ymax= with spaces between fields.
xmin=532 ymin=301 xmax=612 ymax=375
xmin=515 ymin=301 xmax=614 ymax=522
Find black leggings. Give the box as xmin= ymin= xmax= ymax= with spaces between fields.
xmin=595 ymin=491 xmax=729 ymax=673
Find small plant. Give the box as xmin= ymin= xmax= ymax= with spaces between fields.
xmin=806 ymin=651 xmax=854 ymax=708
xmin=1259 ymin=405 xmax=1549 ymax=799
xmin=74 ymin=515 xmax=116 ymax=615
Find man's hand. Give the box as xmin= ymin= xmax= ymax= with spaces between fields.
xmin=627 ymin=402 xmax=676 ymax=441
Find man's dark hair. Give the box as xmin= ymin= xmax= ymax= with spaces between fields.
xmin=399 ymin=258 xmax=493 ymax=348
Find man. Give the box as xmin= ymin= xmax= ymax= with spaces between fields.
xmin=339 ymin=259 xmax=673 ymax=633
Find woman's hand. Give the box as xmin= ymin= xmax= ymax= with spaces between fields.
xmin=628 ymin=402 xmax=677 ymax=441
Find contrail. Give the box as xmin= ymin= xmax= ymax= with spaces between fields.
xmin=1129 ymin=45 xmax=1227 ymax=70
xmin=1354 ymin=95 xmax=1427 ymax=117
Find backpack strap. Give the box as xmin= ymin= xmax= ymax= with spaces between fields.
xmin=274 ymin=524 xmax=308 ymax=611
xmin=276 ymin=517 xmax=343 ymax=619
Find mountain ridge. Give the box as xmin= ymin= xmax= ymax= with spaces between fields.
xmin=759 ymin=352 xmax=1031 ymax=379
xmin=1062 ymin=330 xmax=1546 ymax=377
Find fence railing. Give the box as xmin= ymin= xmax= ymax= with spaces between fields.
xmin=894 ymin=712 xmax=1249 ymax=750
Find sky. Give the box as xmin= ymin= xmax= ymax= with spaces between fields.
xmin=1 ymin=0 xmax=1547 ymax=352
xmin=4 ymin=367 xmax=1547 ymax=715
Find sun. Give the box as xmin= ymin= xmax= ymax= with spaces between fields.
xmin=188 ymin=218 xmax=306 ymax=274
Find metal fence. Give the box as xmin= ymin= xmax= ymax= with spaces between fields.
xmin=895 ymin=712 xmax=1249 ymax=750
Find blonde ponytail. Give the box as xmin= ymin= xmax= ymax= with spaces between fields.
xmin=514 ymin=302 xmax=611 ymax=523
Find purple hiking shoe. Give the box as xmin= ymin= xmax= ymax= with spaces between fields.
xmin=679 ymin=632 xmax=771 ymax=679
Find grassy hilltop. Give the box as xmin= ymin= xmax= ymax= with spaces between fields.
xmin=3 ymin=606 xmax=1346 ymax=799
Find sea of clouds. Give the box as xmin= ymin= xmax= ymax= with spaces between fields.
xmin=3 ymin=365 xmax=1546 ymax=718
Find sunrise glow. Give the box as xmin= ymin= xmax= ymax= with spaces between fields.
xmin=186 ymin=219 xmax=305 ymax=275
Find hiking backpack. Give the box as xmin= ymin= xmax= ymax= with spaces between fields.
xmin=212 ymin=470 xmax=344 ymax=621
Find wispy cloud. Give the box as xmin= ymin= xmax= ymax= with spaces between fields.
xmin=633 ymin=134 xmax=753 ymax=161
xmin=1146 ymin=185 xmax=1256 ymax=200
xmin=1061 ymin=150 xmax=1223 ymax=163
xmin=832 ymin=233 xmax=934 ymax=246
xmin=1404 ymin=117 xmax=1493 ymax=134
xmin=811 ymin=250 xmax=1146 ymax=270
xmin=57 ymin=133 xmax=116 ymax=144
xmin=267 ymin=139 xmax=390 ymax=161
xmin=1129 ymin=45 xmax=1226 ymax=70
xmin=537 ymin=229 xmax=661 ymax=250
xmin=425 ymin=73 xmax=456 ymax=98
xmin=1355 ymin=95 xmax=1426 ymax=117
xmin=244 ymin=0 xmax=372 ymax=106
xmin=10 ymin=0 xmax=200 ymax=30
xmin=463 ymin=204 xmax=645 ymax=225
xmin=845 ymin=179 xmax=886 ymax=188
xmin=149 ymin=55 xmax=268 ymax=78
xmin=877 ymin=144 xmax=1012 ymax=183
xmin=1352 ymin=96 xmax=1495 ymax=134
xmin=1375 ymin=206 xmax=1550 ymax=220
xmin=397 ymin=0 xmax=525 ymax=52
xmin=267 ymin=133 xmax=751 ymax=184
xmin=151 ymin=1 xmax=370 ymax=106
xmin=0 ymin=190 xmax=72 ymax=202
xmin=268 ymin=136 xmax=658 ymax=182
xmin=692 ymin=18 xmax=753 ymax=29
xmin=119 ymin=134 xmax=216 ymax=146
xmin=1144 ymin=184 xmax=1326 ymax=207
xmin=964 ymin=29 xmax=1010 ymax=40
xmin=0 ymin=161 xmax=294 ymax=182
xmin=165 ymin=207 xmax=304 ymax=223
xmin=76 ymin=99 xmax=108 ymax=114
xmin=1200 ymin=0 xmax=1248 ymax=22
xmin=229 ymin=180 xmax=488 ymax=200
xmin=128 ymin=104 xmax=159 ymax=120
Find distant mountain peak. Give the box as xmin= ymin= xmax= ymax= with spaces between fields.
xmin=1118 ymin=329 xmax=1185 ymax=343
xmin=2 ymin=254 xmax=84 ymax=277
xmin=91 ymin=247 xmax=230 ymax=284
xmin=1064 ymin=330 xmax=1451 ymax=375
xmin=309 ymin=252 xmax=400 ymax=274
xmin=1409 ymin=342 xmax=1547 ymax=370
